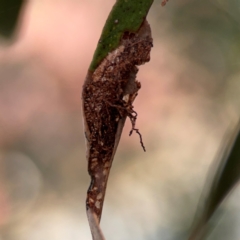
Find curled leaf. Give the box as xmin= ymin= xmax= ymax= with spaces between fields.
xmin=82 ymin=19 xmax=153 ymax=238
xmin=83 ymin=19 xmax=152 ymax=221
xmin=87 ymin=209 xmax=106 ymax=240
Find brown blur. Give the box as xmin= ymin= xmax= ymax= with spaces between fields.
xmin=0 ymin=0 xmax=240 ymax=240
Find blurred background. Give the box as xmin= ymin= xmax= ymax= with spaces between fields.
xmin=0 ymin=0 xmax=240 ymax=239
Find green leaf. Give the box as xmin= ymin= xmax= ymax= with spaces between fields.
xmin=188 ymin=123 xmax=240 ymax=240
xmin=0 ymin=0 xmax=23 ymax=38
xmin=89 ymin=0 xmax=154 ymax=71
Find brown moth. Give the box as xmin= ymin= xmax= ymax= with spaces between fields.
xmin=82 ymin=20 xmax=153 ymax=226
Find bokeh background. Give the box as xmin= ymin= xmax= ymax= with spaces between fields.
xmin=0 ymin=0 xmax=240 ymax=239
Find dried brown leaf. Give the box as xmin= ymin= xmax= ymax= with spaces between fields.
xmin=82 ymin=20 xmax=153 ymax=232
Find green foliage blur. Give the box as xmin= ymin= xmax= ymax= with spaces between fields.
xmin=0 ymin=0 xmax=23 ymax=38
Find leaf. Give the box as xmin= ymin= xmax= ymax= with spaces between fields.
xmin=87 ymin=209 xmax=106 ymax=240
xmin=82 ymin=1 xmax=171 ymax=239
xmin=0 ymin=0 xmax=23 ymax=38
xmin=82 ymin=7 xmax=153 ymax=240
xmin=89 ymin=0 xmax=154 ymax=71
xmin=188 ymin=123 xmax=240 ymax=240
xmin=82 ymin=19 xmax=152 ymax=232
